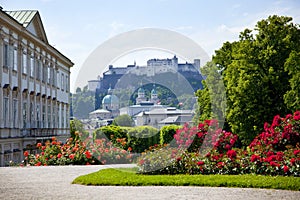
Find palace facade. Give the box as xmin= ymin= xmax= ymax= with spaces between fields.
xmin=0 ymin=9 xmax=73 ymax=166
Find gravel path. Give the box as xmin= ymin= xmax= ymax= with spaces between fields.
xmin=0 ymin=165 xmax=299 ymax=200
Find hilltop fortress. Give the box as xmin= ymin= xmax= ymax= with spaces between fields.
xmin=88 ymin=55 xmax=204 ymax=93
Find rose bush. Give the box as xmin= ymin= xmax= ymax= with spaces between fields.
xmin=23 ymin=132 xmax=133 ymax=166
xmin=137 ymin=111 xmax=300 ymax=176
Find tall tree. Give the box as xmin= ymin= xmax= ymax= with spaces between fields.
xmin=197 ymin=15 xmax=300 ymax=145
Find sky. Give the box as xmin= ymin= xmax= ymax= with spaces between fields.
xmin=1 ymin=0 xmax=300 ymax=92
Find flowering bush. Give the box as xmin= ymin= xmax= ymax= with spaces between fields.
xmin=23 ymin=132 xmax=133 ymax=166
xmin=173 ymin=120 xmax=238 ymax=153
xmin=138 ymin=111 xmax=300 ymax=176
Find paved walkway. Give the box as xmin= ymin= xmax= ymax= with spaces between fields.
xmin=0 ymin=165 xmax=299 ymax=200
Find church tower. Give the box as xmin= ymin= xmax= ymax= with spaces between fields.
xmin=136 ymin=86 xmax=146 ymax=105
xmin=150 ymin=84 xmax=159 ymax=105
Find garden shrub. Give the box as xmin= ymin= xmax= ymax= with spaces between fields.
xmin=94 ymin=125 xmax=160 ymax=153
xmin=159 ymin=125 xmax=180 ymax=145
xmin=127 ymin=126 xmax=159 ymax=153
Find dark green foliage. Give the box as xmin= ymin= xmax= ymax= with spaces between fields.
xmin=70 ymin=119 xmax=89 ymax=140
xmin=127 ymin=126 xmax=160 ymax=153
xmin=94 ymin=125 xmax=159 ymax=153
xmin=196 ymin=15 xmax=300 ymax=145
xmin=94 ymin=125 xmax=128 ymax=141
xmin=159 ymin=125 xmax=180 ymax=145
xmin=112 ymin=114 xmax=134 ymax=127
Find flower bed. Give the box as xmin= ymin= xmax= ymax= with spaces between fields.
xmin=137 ymin=111 xmax=300 ymax=176
xmin=23 ymin=132 xmax=133 ymax=166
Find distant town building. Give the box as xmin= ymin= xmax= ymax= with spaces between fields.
xmin=135 ymin=107 xmax=193 ymax=129
xmin=89 ymin=87 xmax=119 ymax=120
xmin=0 ymin=9 xmax=73 ymax=166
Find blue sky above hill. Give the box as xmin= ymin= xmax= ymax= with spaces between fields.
xmin=2 ymin=0 xmax=299 ymax=91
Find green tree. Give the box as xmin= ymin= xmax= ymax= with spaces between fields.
xmin=112 ymin=114 xmax=134 ymax=127
xmin=284 ymin=51 xmax=300 ymax=111
xmin=194 ymin=61 xmax=226 ymax=125
xmin=213 ymin=15 xmax=300 ymax=145
xmin=70 ymin=119 xmax=89 ymax=141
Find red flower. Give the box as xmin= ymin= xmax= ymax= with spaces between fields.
xmin=250 ymin=154 xmax=260 ymax=162
xmin=227 ymin=150 xmax=237 ymax=159
xmin=176 ymin=157 xmax=182 ymax=161
xmin=225 ymin=144 xmax=231 ymax=150
xmin=57 ymin=153 xmax=62 ymax=159
xmin=52 ymin=141 xmax=57 ymax=145
xmin=293 ymin=111 xmax=300 ymax=121
xmin=290 ymin=158 xmax=296 ymax=165
xmin=271 ymin=115 xmax=282 ymax=128
xmin=293 ymin=149 xmax=300 ymax=156
xmin=266 ymin=151 xmax=274 ymax=157
xmin=276 ymin=152 xmax=284 ymax=161
xmin=86 ymin=162 xmax=91 ymax=165
xmin=283 ymin=165 xmax=289 ymax=173
xmin=23 ymin=151 xmax=29 ymax=157
xmin=269 ymin=161 xmax=280 ymax=167
xmin=84 ymin=151 xmax=92 ymax=159
xmin=69 ymin=154 xmax=75 ymax=160
xmin=35 ymin=162 xmax=42 ymax=166
xmin=217 ymin=162 xmax=224 ymax=168
xmin=127 ymin=147 xmax=132 ymax=152
xmin=36 ymin=143 xmax=42 ymax=148
xmin=197 ymin=161 xmax=205 ymax=166
xmin=51 ymin=136 xmax=56 ymax=141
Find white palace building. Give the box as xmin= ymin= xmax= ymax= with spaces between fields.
xmin=0 ymin=8 xmax=73 ymax=166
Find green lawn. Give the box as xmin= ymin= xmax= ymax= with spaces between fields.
xmin=72 ymin=168 xmax=300 ymax=191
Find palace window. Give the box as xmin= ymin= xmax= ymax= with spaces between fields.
xmin=3 ymin=97 xmax=9 ymax=127
xmin=3 ymin=43 xmax=9 ymax=67
xmin=65 ymin=76 xmax=69 ymax=92
xmin=51 ymin=68 xmax=55 ymax=86
xmin=48 ymin=104 xmax=51 ymax=128
xmin=23 ymin=102 xmax=27 ymax=129
xmin=36 ymin=102 xmax=40 ymax=128
xmin=22 ymin=52 xmax=27 ymax=74
xmin=61 ymin=105 xmax=64 ymax=128
xmin=52 ymin=103 xmax=56 ymax=128
xmin=61 ymin=74 xmax=64 ymax=91
xmin=13 ymin=48 xmax=18 ymax=71
xmin=47 ymin=66 xmax=51 ymax=84
xmin=13 ymin=99 xmax=18 ymax=128
xmin=42 ymin=103 xmax=46 ymax=128
xmin=30 ymin=102 xmax=34 ymax=127
xmin=30 ymin=56 xmax=34 ymax=77
xmin=57 ymin=105 xmax=59 ymax=129
xmin=57 ymin=71 xmax=60 ymax=88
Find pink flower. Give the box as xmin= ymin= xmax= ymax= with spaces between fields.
xmin=139 ymin=159 xmax=145 ymax=165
